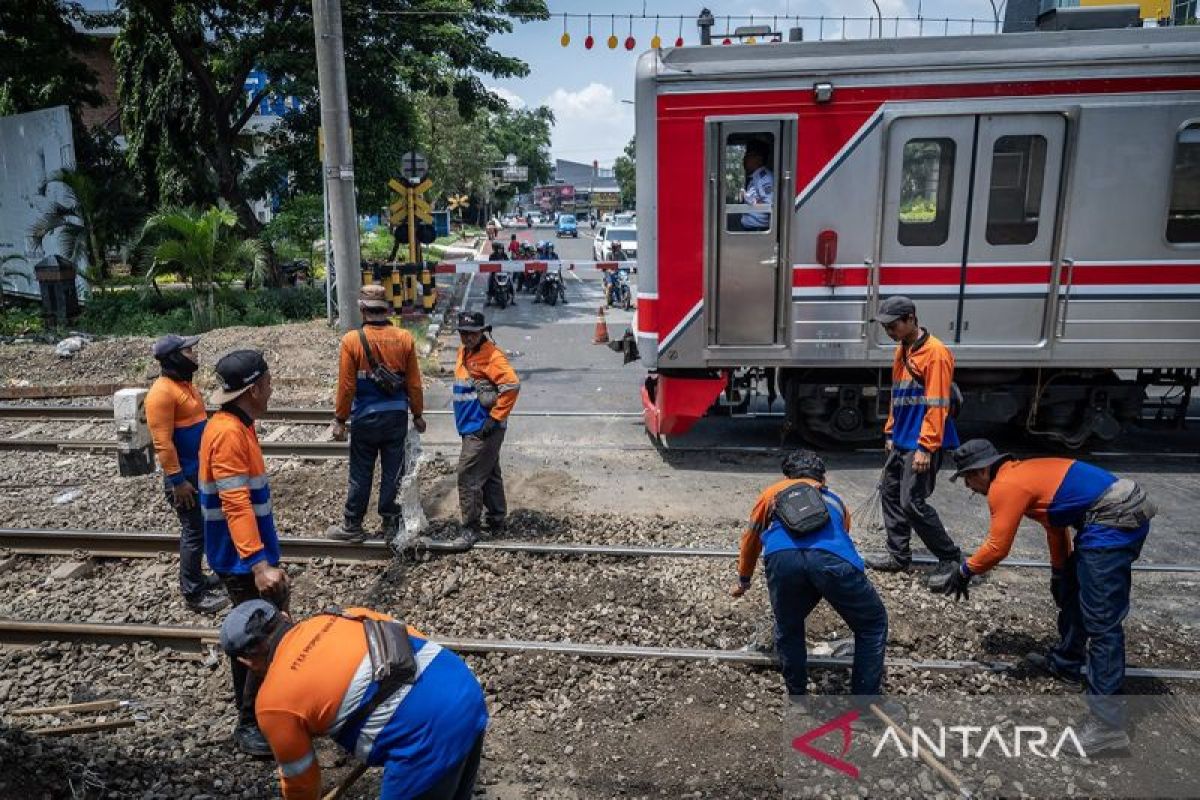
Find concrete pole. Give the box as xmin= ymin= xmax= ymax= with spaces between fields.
xmin=312 ymin=0 xmax=361 ymax=330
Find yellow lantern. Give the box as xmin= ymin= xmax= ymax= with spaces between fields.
xmin=651 ymin=33 xmax=661 ymax=48
xmin=746 ymin=36 xmax=757 ymax=44
xmin=607 ymin=34 xmax=618 ymax=49
xmin=561 ymin=31 xmax=570 ymax=46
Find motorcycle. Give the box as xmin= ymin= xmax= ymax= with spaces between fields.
xmin=537 ymin=269 xmax=567 ymax=306
xmin=487 ymin=271 xmax=515 ymax=309
xmin=606 ymin=267 xmax=632 ymax=311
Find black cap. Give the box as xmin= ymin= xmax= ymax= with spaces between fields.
xmin=456 ymin=311 xmax=491 ymax=333
xmin=950 ymin=439 xmax=1012 ymax=482
xmin=781 ymin=450 xmax=826 ymax=481
xmin=871 ymin=296 xmax=917 ymax=324
xmin=152 ymin=334 xmax=201 ymax=360
xmin=210 ymin=349 xmax=269 ymax=405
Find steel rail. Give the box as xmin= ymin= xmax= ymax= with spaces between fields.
xmin=3 ymin=528 xmax=1200 ymax=574
xmin=0 ymin=618 xmax=1196 ymax=681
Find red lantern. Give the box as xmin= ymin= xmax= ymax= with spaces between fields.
xmin=722 ymin=37 xmax=732 ymax=45
xmin=585 ymin=34 xmax=594 ymax=49
xmin=674 ymin=36 xmax=683 ymax=47
xmin=624 ymin=35 xmax=635 ymax=50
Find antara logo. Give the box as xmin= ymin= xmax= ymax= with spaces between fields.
xmin=791 ymin=710 xmax=1088 ymax=778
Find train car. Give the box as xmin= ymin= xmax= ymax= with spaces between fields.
xmin=631 ymin=24 xmax=1200 ymax=446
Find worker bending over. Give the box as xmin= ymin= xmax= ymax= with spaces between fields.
xmin=732 ymin=451 xmax=889 ymax=705
xmin=219 ymin=600 xmax=488 ymax=800
xmin=936 ymin=438 xmax=1155 ymax=755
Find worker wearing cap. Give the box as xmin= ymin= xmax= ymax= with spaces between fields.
xmin=145 ymin=334 xmax=226 ymax=614
xmin=328 ymin=285 xmax=427 ymax=543
xmin=731 ymin=451 xmax=889 ymax=703
xmin=936 ymin=438 xmax=1155 ymax=755
xmin=866 ymin=296 xmax=963 ymax=579
xmin=199 ymin=349 xmax=290 ymax=756
xmin=450 ymin=311 xmax=519 ymax=549
xmin=219 ymin=600 xmax=488 ymax=800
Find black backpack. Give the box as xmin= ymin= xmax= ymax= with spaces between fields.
xmin=357 ymin=328 xmax=406 ymax=396
xmin=773 ymin=483 xmax=831 ymax=535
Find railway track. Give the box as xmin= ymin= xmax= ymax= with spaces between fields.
xmin=2 ymin=527 xmax=1199 ymax=573
xmin=0 ymin=405 xmax=642 ymax=422
xmin=1 ymin=618 xmax=1196 ymax=681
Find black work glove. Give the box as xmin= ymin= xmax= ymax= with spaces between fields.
xmin=937 ymin=563 xmax=971 ymax=602
xmin=1049 ymin=568 xmax=1067 ymax=608
xmin=475 ymin=417 xmax=499 ymax=439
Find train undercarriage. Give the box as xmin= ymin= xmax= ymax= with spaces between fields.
xmin=644 ymin=367 xmax=1197 ymax=448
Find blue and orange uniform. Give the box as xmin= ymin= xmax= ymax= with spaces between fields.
xmin=255 ymin=607 xmax=488 ymax=800
xmin=198 ymin=407 xmax=280 ymax=576
xmin=878 ymin=329 xmax=962 ymax=567
xmin=451 ymin=339 xmax=519 ymax=436
xmin=145 ymin=376 xmax=207 ymax=486
xmin=966 ymin=457 xmax=1150 ymax=729
xmin=737 ymin=478 xmax=887 ymax=697
xmin=334 ymin=323 xmax=424 ymax=424
xmin=145 ymin=375 xmax=209 ymax=601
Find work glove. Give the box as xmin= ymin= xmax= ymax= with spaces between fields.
xmin=475 ymin=417 xmax=499 ymax=439
xmin=937 ymin=563 xmax=971 ymax=602
xmin=1049 ymin=568 xmax=1067 ymax=609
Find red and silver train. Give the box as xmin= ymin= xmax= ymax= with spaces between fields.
xmin=630 ymin=24 xmax=1200 ymax=446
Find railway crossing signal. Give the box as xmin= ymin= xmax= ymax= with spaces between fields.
xmin=447 ymin=193 xmax=470 ymax=212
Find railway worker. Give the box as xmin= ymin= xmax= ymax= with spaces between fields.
xmin=448 ymin=311 xmax=519 ymax=550
xmin=145 ymin=334 xmax=227 ymax=615
xmin=866 ymin=296 xmax=963 ymax=579
xmin=200 ymin=349 xmax=290 ymax=757
xmin=935 ymin=438 xmax=1155 ymax=755
xmin=327 ymin=285 xmax=426 ymax=543
xmin=730 ymin=451 xmax=889 ymax=704
xmin=219 ymin=599 xmax=488 ymax=800
xmin=740 ymin=138 xmax=774 ymax=231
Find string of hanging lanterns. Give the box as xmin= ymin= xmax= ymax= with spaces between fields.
xmin=553 ymin=12 xmax=787 ymax=50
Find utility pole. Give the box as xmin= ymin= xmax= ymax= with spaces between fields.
xmin=312 ymin=0 xmax=361 ymax=330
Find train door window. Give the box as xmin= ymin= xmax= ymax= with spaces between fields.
xmin=724 ymin=133 xmax=775 ymax=233
xmin=1167 ymin=122 xmax=1200 ymax=244
xmin=898 ymin=139 xmax=956 ymax=246
xmin=985 ymin=135 xmax=1047 ymax=246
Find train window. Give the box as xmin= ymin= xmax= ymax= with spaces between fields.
xmin=1167 ymin=123 xmax=1200 ymax=244
xmin=898 ymin=138 xmax=955 ymax=246
xmin=985 ymin=135 xmax=1047 ymax=246
xmin=724 ymin=133 xmax=774 ymax=233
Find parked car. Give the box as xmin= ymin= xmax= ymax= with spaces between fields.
xmin=556 ymin=213 xmax=579 ymax=238
xmin=593 ymin=225 xmax=638 ymax=261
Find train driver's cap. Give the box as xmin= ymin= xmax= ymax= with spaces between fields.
xmin=871 ymin=296 xmax=916 ymax=324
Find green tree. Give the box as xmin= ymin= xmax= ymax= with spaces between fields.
xmin=137 ymin=206 xmax=266 ymax=329
xmin=488 ymin=104 xmax=555 ymax=194
xmin=115 ymin=0 xmax=549 ymax=240
xmin=614 ymin=136 xmax=636 ymax=208
xmin=29 ymin=164 xmax=144 ymax=287
xmin=0 ymin=1 xmax=102 ymax=126
xmin=262 ymin=193 xmax=324 ymax=261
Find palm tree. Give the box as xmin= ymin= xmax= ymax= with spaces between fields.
xmin=137 ymin=206 xmax=266 ymax=330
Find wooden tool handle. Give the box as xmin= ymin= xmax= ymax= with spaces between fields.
xmin=321 ymin=763 xmax=369 ymax=800
xmin=10 ymin=699 xmax=121 ymax=716
xmin=869 ymin=703 xmax=972 ymax=799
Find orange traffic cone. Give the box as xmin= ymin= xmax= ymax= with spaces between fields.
xmin=593 ymin=306 xmax=610 ymax=344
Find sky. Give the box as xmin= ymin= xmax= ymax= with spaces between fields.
xmin=486 ymin=0 xmax=1007 ymax=167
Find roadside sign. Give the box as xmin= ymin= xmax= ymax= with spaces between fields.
xmin=400 ymin=151 xmax=428 ymax=183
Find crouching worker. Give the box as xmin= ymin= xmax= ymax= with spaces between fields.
xmin=731 ymin=451 xmax=889 ymax=704
xmin=220 ymin=600 xmax=488 ymax=800
xmin=936 ymin=439 xmax=1155 ymax=755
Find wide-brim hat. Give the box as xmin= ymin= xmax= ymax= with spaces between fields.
xmin=950 ymin=439 xmax=1012 ymax=481
xmin=358 ymin=284 xmax=391 ymax=311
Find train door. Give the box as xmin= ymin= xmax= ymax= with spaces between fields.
xmin=879 ymin=114 xmax=1066 ymax=349
xmin=707 ymin=118 xmax=794 ymax=346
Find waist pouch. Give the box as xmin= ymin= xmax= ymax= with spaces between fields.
xmin=473 ymin=379 xmax=498 ymax=409
xmin=773 ymin=483 xmax=831 ymax=535
xmin=358 ymin=329 xmax=406 ymax=396
xmin=327 ymin=608 xmax=418 ymax=736
xmin=1084 ymin=478 xmax=1157 ymax=531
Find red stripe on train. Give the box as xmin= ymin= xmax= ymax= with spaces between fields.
xmin=791 ymin=264 xmax=1200 ymax=288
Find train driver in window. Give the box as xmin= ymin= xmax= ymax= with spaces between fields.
xmin=740 ymin=139 xmax=774 ymax=231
